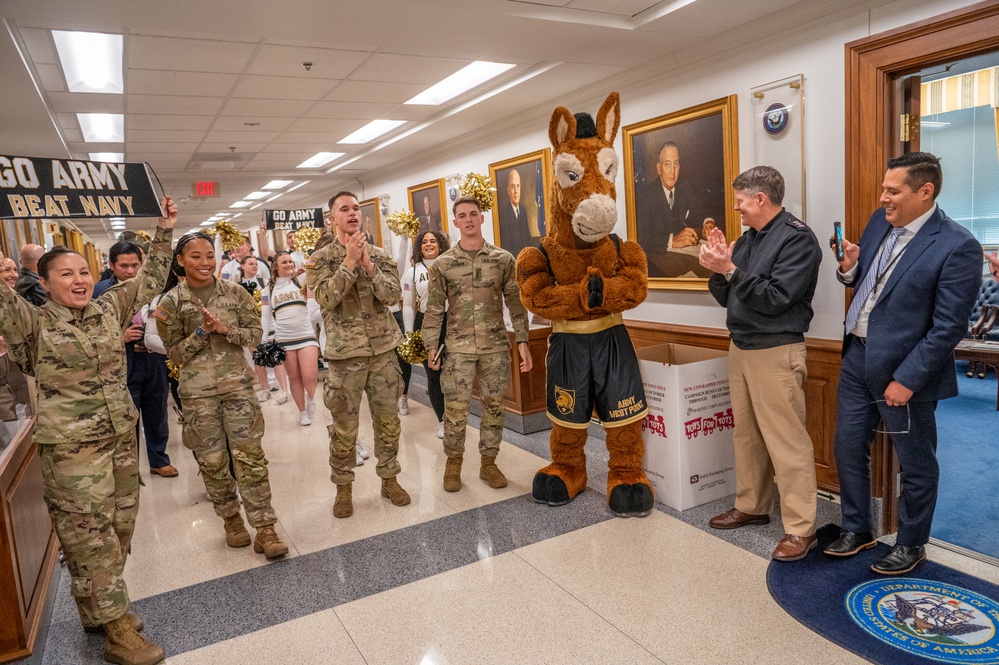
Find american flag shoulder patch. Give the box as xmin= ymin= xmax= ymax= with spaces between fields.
xmin=153 ymin=305 xmax=171 ymax=321
xmin=261 ymin=294 xmax=269 ymax=306
xmin=305 ymin=258 xmax=317 ymax=268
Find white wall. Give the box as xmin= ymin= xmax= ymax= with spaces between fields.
xmin=358 ymin=0 xmax=979 ymax=341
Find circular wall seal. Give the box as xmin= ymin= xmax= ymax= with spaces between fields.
xmin=845 ymin=578 xmax=999 ymax=664
xmin=763 ymin=102 xmax=789 ymax=135
xmin=448 ymin=186 xmax=458 ymax=202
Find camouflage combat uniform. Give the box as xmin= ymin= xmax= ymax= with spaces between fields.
xmin=155 ymin=279 xmax=278 ymax=528
xmin=0 ymin=226 xmax=172 ymax=628
xmin=306 ymin=239 xmax=403 ymax=485
xmin=422 ymin=241 xmax=529 ymax=459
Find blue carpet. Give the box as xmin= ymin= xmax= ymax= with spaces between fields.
xmin=768 ymin=524 xmax=999 ymax=665
xmin=932 ymin=369 xmax=999 ymax=559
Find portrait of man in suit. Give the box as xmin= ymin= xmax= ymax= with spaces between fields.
xmin=419 ymin=194 xmax=442 ymax=235
xmin=626 ymin=106 xmax=732 ymax=283
xmin=492 ymin=157 xmax=547 ymax=259
xmin=825 ymin=152 xmax=982 ymax=575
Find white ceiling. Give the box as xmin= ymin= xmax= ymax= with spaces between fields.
xmin=0 ymin=0 xmax=886 ymax=248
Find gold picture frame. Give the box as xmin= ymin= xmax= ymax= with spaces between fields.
xmin=488 ymin=148 xmax=552 ymax=258
xmin=623 ymin=95 xmax=740 ymax=291
xmin=407 ymin=178 xmax=448 ymax=236
xmin=358 ymin=197 xmax=383 ymax=248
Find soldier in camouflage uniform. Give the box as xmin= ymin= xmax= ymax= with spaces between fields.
xmin=156 ymin=232 xmax=288 ymax=560
xmin=424 ymin=196 xmax=532 ymax=492
xmin=306 ymin=191 xmax=411 ymax=518
xmin=0 ymin=198 xmax=178 ymax=665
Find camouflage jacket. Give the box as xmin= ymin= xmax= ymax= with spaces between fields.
xmin=305 ymin=237 xmax=403 ymax=359
xmin=0 ymin=226 xmax=173 ymax=444
xmin=156 ymin=278 xmax=261 ymax=398
xmin=423 ymin=241 xmax=529 ymax=355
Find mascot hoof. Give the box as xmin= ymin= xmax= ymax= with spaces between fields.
xmin=532 ymin=472 xmax=575 ymax=506
xmin=608 ymin=483 xmax=654 ymax=517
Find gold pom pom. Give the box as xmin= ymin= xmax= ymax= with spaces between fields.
xmin=166 ymin=360 xmax=181 ymax=381
xmin=396 ymin=330 xmax=428 ymax=364
xmin=206 ymin=220 xmax=246 ymax=252
xmin=252 ymin=287 xmax=262 ymax=316
xmin=386 ymin=210 xmax=421 ymax=239
xmin=293 ymin=227 xmax=322 ymax=255
xmin=134 ymin=229 xmax=152 ymax=242
xmin=460 ymin=172 xmax=495 ymax=213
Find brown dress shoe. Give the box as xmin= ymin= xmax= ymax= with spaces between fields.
xmin=150 ymin=465 xmax=178 ymax=477
xmin=708 ymin=508 xmax=771 ymax=530
xmin=772 ymin=533 xmax=818 ymax=561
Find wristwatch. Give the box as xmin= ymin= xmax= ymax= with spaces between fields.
xmin=724 ymin=268 xmax=736 ymax=282
xmin=195 ymin=326 xmax=207 ymax=339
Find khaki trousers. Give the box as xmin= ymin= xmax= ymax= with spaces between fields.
xmin=728 ymin=342 xmax=816 ymax=536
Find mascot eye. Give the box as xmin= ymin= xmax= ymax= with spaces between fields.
xmin=567 ymin=171 xmax=580 ymax=182
xmin=596 ymin=148 xmax=618 ymax=182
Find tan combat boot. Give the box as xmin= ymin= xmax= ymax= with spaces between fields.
xmin=83 ymin=611 xmax=143 ymax=634
xmin=103 ymin=614 xmax=165 ymax=665
xmin=381 ymin=476 xmax=412 ymax=506
xmin=443 ymin=455 xmax=463 ymax=492
xmin=253 ymin=525 xmax=289 ymax=559
xmin=480 ymin=456 xmax=508 ymax=488
xmin=333 ymin=483 xmax=353 ymax=518
xmin=224 ymin=513 xmax=251 ymax=548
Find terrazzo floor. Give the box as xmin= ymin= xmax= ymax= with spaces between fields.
xmin=20 ymin=373 xmax=999 ymax=664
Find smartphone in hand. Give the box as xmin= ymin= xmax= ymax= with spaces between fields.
xmin=833 ymin=221 xmax=844 ymax=261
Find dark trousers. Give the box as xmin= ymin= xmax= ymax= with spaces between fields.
xmin=127 ymin=350 xmax=171 ymax=469
xmin=414 ymin=311 xmax=446 ymax=422
xmin=834 ymin=336 xmax=939 ymax=545
xmin=393 ymin=310 xmax=411 ymax=394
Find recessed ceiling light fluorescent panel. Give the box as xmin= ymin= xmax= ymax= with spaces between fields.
xmin=406 ymin=61 xmax=515 ymax=105
xmin=52 ymin=30 xmax=124 ymax=94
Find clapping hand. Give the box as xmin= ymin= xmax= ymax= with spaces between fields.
xmin=200 ymin=307 xmax=228 ymax=335
xmin=698 ymin=227 xmax=735 ymax=274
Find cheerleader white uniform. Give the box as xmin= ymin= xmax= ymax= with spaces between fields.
xmin=262 ymin=277 xmax=319 ymax=350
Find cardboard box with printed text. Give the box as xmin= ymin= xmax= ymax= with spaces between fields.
xmin=637 ymin=343 xmax=735 ymax=510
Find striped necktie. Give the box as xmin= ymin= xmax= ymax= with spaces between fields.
xmin=844 ymin=226 xmax=905 ymax=334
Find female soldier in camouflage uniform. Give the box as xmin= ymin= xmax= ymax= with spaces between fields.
xmin=155 ymin=232 xmax=287 ymax=560
xmin=0 ymin=198 xmax=177 ymax=665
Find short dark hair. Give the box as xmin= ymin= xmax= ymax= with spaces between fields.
xmin=887 ymin=152 xmax=942 ymax=199
xmin=657 ymin=141 xmax=680 ymax=161
xmin=732 ymin=166 xmax=785 ymax=206
xmin=452 ymin=195 xmax=480 ymax=216
xmin=109 ymin=241 xmax=143 ymax=266
xmin=328 ymin=191 xmax=358 ymax=210
xmin=38 ymin=246 xmax=84 ymax=280
xmin=413 ymin=230 xmax=450 ymax=263
xmin=239 ymin=255 xmax=257 ymax=266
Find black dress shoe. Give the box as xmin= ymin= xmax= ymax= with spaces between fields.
xmin=872 ymin=544 xmax=927 ymax=575
xmin=823 ymin=529 xmax=878 ymax=557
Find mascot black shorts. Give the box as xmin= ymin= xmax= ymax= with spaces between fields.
xmin=546 ymin=322 xmax=648 ymax=429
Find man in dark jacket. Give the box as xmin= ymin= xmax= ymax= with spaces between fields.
xmin=14 ymin=243 xmax=46 ymax=305
xmin=699 ymin=165 xmax=821 ymax=562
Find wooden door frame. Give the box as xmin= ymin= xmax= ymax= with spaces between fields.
xmin=845 ymin=0 xmax=999 ymax=534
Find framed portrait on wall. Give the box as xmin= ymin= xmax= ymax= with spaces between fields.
xmin=407 ymin=179 xmax=448 ymax=236
xmin=489 ymin=148 xmax=551 ymax=259
xmin=623 ymin=95 xmax=740 ymax=291
xmin=358 ymin=197 xmax=383 ymax=248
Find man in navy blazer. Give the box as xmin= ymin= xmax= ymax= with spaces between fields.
xmin=825 ymin=152 xmax=982 ymax=574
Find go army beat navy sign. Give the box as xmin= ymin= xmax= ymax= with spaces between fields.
xmin=264 ymin=208 xmax=323 ymax=231
xmin=0 ymin=155 xmax=164 ymax=219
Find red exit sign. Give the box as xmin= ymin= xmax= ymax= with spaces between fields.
xmin=192 ymin=181 xmax=220 ymax=198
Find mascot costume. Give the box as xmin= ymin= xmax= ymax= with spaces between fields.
xmin=517 ymin=92 xmax=654 ymax=517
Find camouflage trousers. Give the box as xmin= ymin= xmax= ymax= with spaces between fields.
xmin=324 ymin=350 xmax=402 ymax=485
xmin=181 ymin=388 xmax=277 ymax=528
xmin=40 ymin=431 xmax=138 ymax=627
xmin=440 ymin=351 xmax=511 ymax=459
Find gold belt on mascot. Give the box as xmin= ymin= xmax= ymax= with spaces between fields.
xmin=552 ymin=312 xmax=623 ymax=334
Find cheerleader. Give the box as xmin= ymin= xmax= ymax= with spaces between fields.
xmin=263 ymin=252 xmax=320 ymax=425
xmin=401 ymin=230 xmax=450 ymax=439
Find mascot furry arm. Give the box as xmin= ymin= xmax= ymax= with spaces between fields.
xmin=516 ymin=92 xmax=654 ymax=517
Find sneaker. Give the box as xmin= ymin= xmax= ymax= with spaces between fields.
xmin=398 ymin=394 xmax=409 ymax=415
xmin=256 ymin=389 xmax=270 ymax=402
xmin=268 ymin=378 xmax=279 ymax=391
xmin=306 ymin=396 xmax=316 ymax=417
xmin=436 ymin=421 xmax=444 ymax=439
xmin=299 ymin=412 xmax=311 ymax=426
xmin=356 ymin=440 xmax=370 ymax=459
xmin=355 ymin=449 xmax=365 ymax=466
xmin=275 ymin=391 xmax=289 ymax=405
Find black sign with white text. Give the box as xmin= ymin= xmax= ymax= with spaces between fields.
xmin=0 ymin=156 xmax=164 ymax=219
xmin=264 ymin=208 xmax=323 ymax=231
